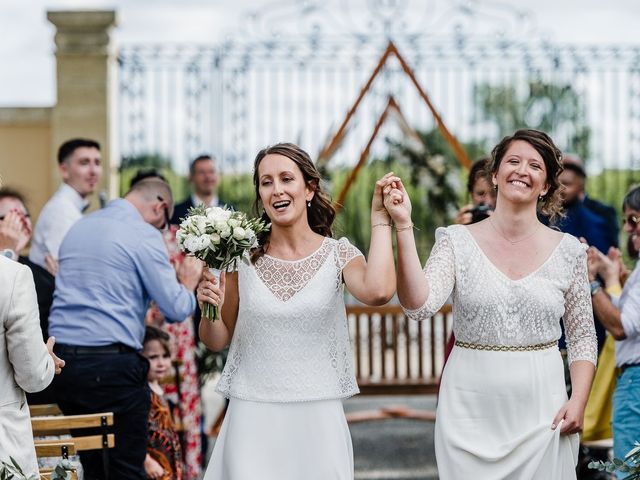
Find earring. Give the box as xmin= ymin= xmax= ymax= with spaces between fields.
xmin=307 ymin=201 xmax=311 ymax=208
xmin=539 ymin=194 xmax=545 ymax=201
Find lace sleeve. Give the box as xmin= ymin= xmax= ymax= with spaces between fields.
xmin=563 ymin=247 xmax=598 ymax=366
xmin=336 ymin=237 xmax=364 ymax=272
xmin=403 ymin=227 xmax=455 ymax=322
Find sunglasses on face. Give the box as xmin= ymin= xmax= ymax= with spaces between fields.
xmin=623 ymin=215 xmax=640 ymax=228
xmin=156 ymin=196 xmax=171 ymax=230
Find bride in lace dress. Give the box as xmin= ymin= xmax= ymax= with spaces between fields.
xmin=196 ymin=143 xmax=398 ymax=480
xmin=383 ymin=129 xmax=598 ymax=480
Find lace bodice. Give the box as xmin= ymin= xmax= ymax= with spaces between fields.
xmin=404 ymin=225 xmax=598 ymax=366
xmin=216 ymin=237 xmax=363 ymax=402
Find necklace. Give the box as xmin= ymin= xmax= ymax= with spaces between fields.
xmin=489 ymin=218 xmax=541 ymax=245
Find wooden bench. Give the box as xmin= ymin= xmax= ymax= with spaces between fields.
xmin=347 ymin=304 xmax=452 ymax=395
xmin=35 ymin=441 xmax=76 ymax=459
xmin=39 ymin=469 xmax=78 ymax=480
xmin=32 ymin=413 xmax=115 ymax=479
xmin=35 ymin=441 xmax=78 ymax=480
xmin=29 ymin=403 xmax=62 ymax=417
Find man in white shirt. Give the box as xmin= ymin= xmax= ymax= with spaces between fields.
xmin=29 ymin=138 xmax=102 ymax=274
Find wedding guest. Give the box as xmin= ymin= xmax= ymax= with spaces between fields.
xmin=196 ymin=143 xmax=397 ymax=479
xmin=142 ymin=326 xmax=184 ymax=480
xmin=170 ymin=154 xmax=228 ymax=225
xmin=0 ymin=183 xmax=64 ymax=476
xmin=0 ymin=188 xmax=55 ymax=339
xmin=136 ymin=167 xmax=204 ymax=477
xmin=29 ymin=138 xmax=102 ymax=276
xmin=49 ymin=178 xmax=201 ymax=479
xmin=587 ymin=185 xmax=640 ymax=478
xmin=384 ymin=129 xmax=597 ymax=479
xmin=453 ymin=157 xmax=496 ymax=225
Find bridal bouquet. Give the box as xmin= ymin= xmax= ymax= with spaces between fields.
xmin=176 ymin=204 xmax=270 ymax=321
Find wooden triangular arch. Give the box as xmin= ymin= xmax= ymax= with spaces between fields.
xmin=318 ymin=41 xmax=471 ymax=211
xmin=334 ymin=95 xmax=424 ymax=211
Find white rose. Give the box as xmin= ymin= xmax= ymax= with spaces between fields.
xmin=232 ymin=227 xmax=246 ymax=240
xmin=206 ymin=207 xmax=225 ymax=221
xmin=214 ymin=220 xmax=229 ymax=232
xmin=210 ymin=233 xmax=221 ymax=245
xmin=195 ymin=216 xmax=208 ymax=235
xmin=220 ymin=227 xmax=232 ymax=238
xmin=184 ymin=235 xmax=199 ymax=252
xmin=197 ymin=235 xmax=211 ymax=251
xmin=227 ymin=218 xmax=240 ymax=228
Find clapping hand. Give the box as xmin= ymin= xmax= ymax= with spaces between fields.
xmin=0 ymin=210 xmax=30 ymax=254
xmin=46 ymin=336 xmax=65 ymax=375
xmin=587 ymin=246 xmax=621 ymax=286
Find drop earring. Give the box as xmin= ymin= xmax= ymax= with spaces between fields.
xmin=307 ymin=201 xmax=311 ymax=208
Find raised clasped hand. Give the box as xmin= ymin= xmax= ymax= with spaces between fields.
xmin=372 ymin=172 xmax=402 ymax=221
xmin=197 ymin=269 xmax=226 ymax=312
xmin=382 ymin=177 xmax=412 ymax=227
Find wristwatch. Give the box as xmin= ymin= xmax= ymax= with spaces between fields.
xmin=0 ymin=249 xmax=17 ymax=261
xmin=590 ymin=280 xmax=602 ymax=296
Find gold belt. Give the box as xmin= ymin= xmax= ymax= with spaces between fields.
xmin=454 ymin=340 xmax=557 ymax=352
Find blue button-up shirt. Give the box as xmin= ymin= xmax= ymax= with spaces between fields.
xmin=49 ymin=199 xmax=196 ymax=350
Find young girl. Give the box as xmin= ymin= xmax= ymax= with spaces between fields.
xmin=142 ymin=326 xmax=184 ymax=480
xmin=197 ymin=142 xmax=398 ymax=479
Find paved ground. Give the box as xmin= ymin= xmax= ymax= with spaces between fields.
xmin=345 ymin=395 xmax=439 ymax=480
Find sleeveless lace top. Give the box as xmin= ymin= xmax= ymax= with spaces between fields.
xmin=404 ymin=225 xmax=598 ymax=366
xmin=216 ymin=237 xmax=363 ymax=402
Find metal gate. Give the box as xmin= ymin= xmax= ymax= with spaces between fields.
xmin=118 ymin=0 xmax=640 ymax=192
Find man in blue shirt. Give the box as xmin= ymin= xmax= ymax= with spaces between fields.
xmin=49 ymin=178 xmax=201 ymax=480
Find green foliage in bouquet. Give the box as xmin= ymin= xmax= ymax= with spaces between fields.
xmin=0 ymin=457 xmax=75 ymax=480
xmin=589 ymin=442 xmax=640 ymax=479
xmin=176 ymin=204 xmax=270 ymax=320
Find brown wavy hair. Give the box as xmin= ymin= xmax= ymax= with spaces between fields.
xmin=489 ymin=129 xmax=565 ymax=224
xmin=250 ymin=143 xmax=336 ymax=263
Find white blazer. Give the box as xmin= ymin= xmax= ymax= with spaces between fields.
xmin=0 ymin=256 xmax=54 ymax=474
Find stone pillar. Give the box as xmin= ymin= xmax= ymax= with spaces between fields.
xmin=47 ymin=10 xmax=119 ymax=201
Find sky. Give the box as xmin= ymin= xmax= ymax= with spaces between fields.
xmin=1 ymin=0 xmax=640 ymax=107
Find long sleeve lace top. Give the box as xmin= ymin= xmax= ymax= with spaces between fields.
xmin=403 ymin=225 xmax=598 ymax=366
xmin=216 ymin=237 xmax=363 ymax=402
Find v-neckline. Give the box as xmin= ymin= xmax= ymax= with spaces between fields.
xmin=460 ymin=225 xmax=567 ymax=283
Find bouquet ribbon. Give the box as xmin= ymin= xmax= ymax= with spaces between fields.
xmin=203 ymin=267 xmax=222 ymax=321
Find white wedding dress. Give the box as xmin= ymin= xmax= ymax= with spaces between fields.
xmin=203 ymin=237 xmax=362 ymax=480
xmin=404 ymin=225 xmax=598 ymax=480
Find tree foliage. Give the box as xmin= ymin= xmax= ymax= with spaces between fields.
xmin=118 ymin=153 xmax=189 ymax=199
xmin=475 ymin=80 xmax=590 ymax=160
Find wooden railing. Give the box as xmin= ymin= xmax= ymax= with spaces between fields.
xmin=347 ymin=304 xmax=452 ymax=395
